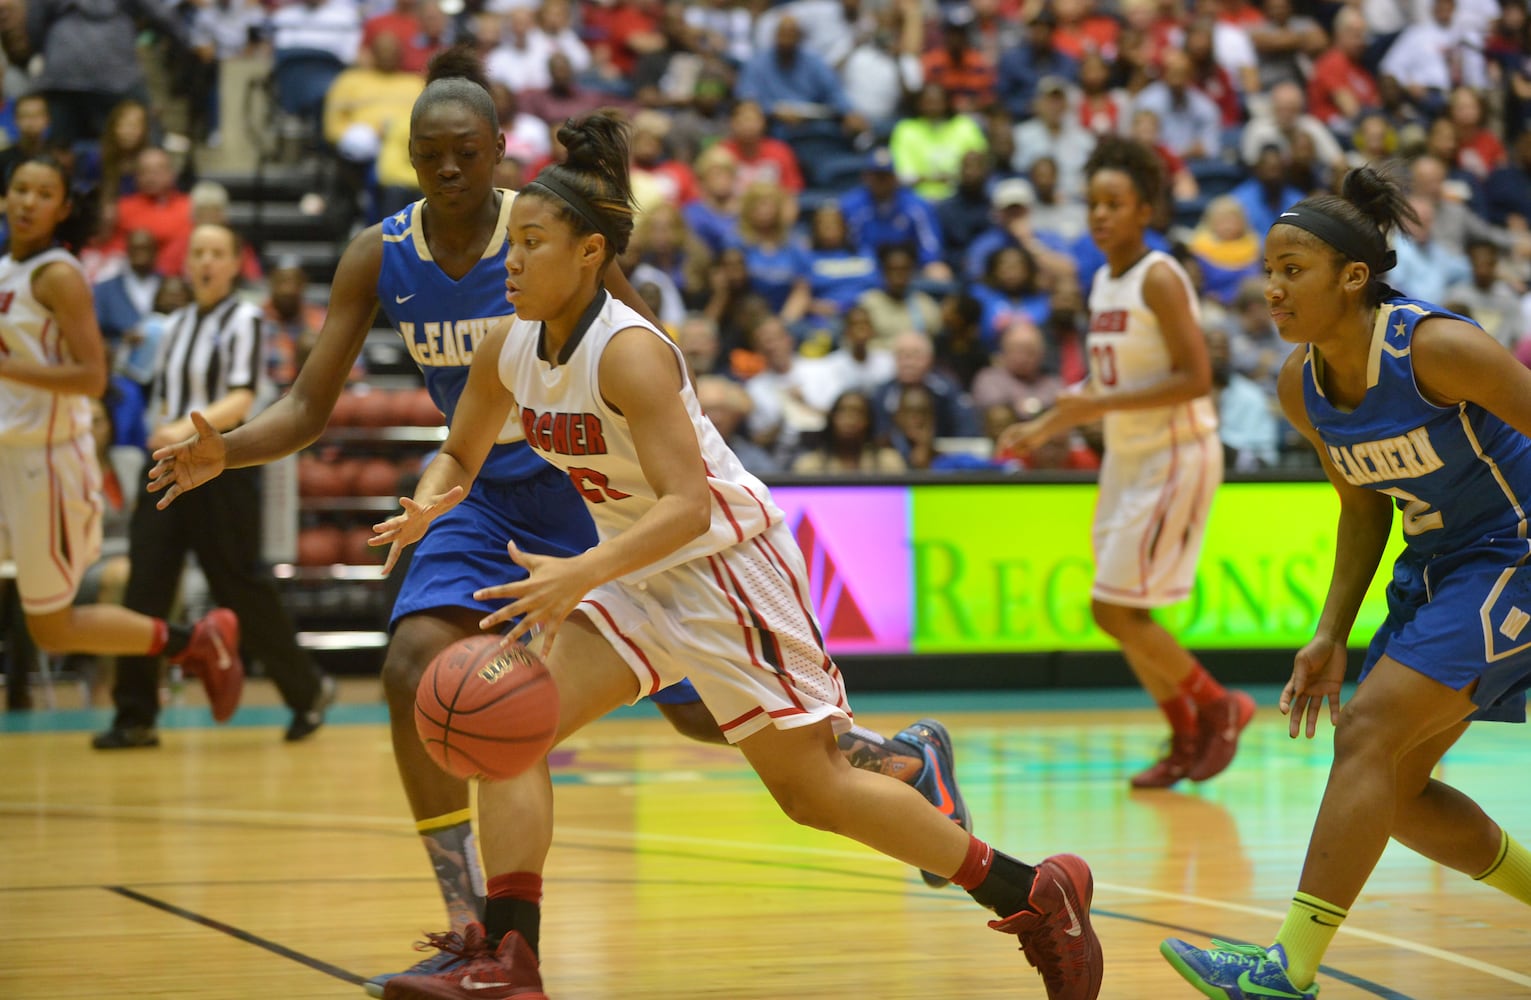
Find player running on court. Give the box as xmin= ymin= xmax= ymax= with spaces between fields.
xmin=1002 ymin=137 xmax=1255 ymax=789
xmin=369 ymin=110 xmax=1102 ymax=1000
xmin=1162 ymin=166 xmax=1531 ymax=999
xmin=0 ymin=153 xmax=240 ymax=733
xmin=147 ymin=50 xmax=970 ymax=994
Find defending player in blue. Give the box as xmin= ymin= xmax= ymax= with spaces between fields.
xmin=1161 ymin=166 xmax=1531 ymax=998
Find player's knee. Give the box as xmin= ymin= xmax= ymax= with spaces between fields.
xmin=1331 ymin=698 xmax=1400 ymax=764
xmin=1090 ymin=599 xmax=1143 ymax=639
xmin=379 ymin=632 xmax=437 ymax=702
xmin=758 ymin=774 xmax=843 ymax=833
xmin=656 ymin=700 xmax=729 ymax=745
xmin=24 ymin=613 xmax=69 ymax=655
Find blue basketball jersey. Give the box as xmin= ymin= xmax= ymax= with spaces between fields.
xmin=377 ymin=192 xmax=547 ymax=485
xmin=1303 ymin=296 xmax=1531 ymax=556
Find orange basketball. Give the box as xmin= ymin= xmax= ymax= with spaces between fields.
xmin=414 ymin=635 xmax=560 ymax=781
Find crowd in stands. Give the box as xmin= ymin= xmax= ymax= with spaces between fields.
xmin=3 ymin=0 xmax=1531 ymax=478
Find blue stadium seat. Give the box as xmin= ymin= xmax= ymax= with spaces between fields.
xmin=272 ymin=48 xmax=347 ymax=123
xmin=1188 ymin=159 xmax=1246 ymax=199
xmin=804 ymin=151 xmax=869 ymax=192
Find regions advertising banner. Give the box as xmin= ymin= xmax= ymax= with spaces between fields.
xmin=770 ymin=481 xmax=1408 ymax=656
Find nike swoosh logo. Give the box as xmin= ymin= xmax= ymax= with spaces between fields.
xmin=922 ymin=746 xmax=955 ymax=816
xmin=1236 ymin=970 xmax=1304 ymax=998
xmin=208 ymin=627 xmax=232 ymax=671
xmin=1279 ymin=212 xmax=1300 ymax=218
xmin=396 ymin=293 xmax=417 ymax=304
xmin=1057 ymin=880 xmax=1083 ymax=937
xmin=1308 ymin=914 xmax=1342 ymax=927
xmin=460 ymin=976 xmax=508 ymax=991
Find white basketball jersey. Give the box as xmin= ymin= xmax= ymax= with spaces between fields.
xmin=498 ymin=291 xmax=784 ymax=582
xmin=1087 ymin=249 xmax=1218 ymax=455
xmin=0 ymin=247 xmax=91 ymax=446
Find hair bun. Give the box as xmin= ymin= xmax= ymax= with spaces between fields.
xmin=556 ymin=110 xmax=630 ymax=175
xmin=425 ymin=44 xmax=491 ymax=91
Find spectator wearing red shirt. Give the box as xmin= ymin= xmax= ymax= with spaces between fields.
xmin=1306 ymin=7 xmax=1379 ymax=132
xmin=921 ymin=16 xmax=996 ymax=112
xmin=717 ymin=100 xmax=804 ymax=195
xmin=1051 ymin=0 xmax=1121 ymax=60
xmin=111 ymin=148 xmax=191 ymax=257
xmin=155 ymin=182 xmax=263 ymax=283
xmin=362 ymin=0 xmax=421 ymax=57
xmin=1448 ymin=85 xmax=1507 ymax=180
xmin=582 ymin=0 xmax=665 ymax=79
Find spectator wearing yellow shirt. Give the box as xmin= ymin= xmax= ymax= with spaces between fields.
xmin=325 ymin=32 xmax=425 ymax=218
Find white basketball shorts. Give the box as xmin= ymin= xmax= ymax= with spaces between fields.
xmin=578 ymin=521 xmax=852 ymax=743
xmin=1091 ymin=432 xmax=1222 ymax=609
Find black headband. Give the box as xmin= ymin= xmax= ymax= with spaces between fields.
xmin=526 ymin=171 xmax=615 ymax=247
xmin=1271 ymin=206 xmax=1396 ymax=274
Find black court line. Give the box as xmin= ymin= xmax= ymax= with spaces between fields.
xmin=106 ymin=886 xmax=366 ymax=986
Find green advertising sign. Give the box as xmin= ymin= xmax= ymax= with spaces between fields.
xmin=909 ymin=482 xmax=1407 ymax=653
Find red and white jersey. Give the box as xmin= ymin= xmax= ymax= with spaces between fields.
xmin=0 ymin=247 xmax=91 ymax=447
xmin=497 ymin=290 xmax=783 ymax=582
xmin=1086 ymin=249 xmax=1218 ymax=456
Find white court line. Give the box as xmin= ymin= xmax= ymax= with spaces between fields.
xmin=6 ymin=799 xmax=1531 ymax=990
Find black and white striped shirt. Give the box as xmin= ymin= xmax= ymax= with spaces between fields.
xmin=150 ymin=295 xmax=267 ymax=425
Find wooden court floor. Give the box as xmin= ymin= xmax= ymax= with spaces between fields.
xmin=2 ymin=680 xmax=1529 ymax=999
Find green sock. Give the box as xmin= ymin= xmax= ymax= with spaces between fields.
xmin=1274 ymin=890 xmax=1347 ymax=989
xmin=1474 ymin=828 xmax=1531 ymax=906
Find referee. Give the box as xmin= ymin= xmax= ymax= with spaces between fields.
xmin=103 ymin=224 xmax=331 ymax=744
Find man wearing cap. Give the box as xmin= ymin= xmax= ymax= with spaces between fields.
xmin=1012 ymin=75 xmax=1095 ymax=197
xmin=839 ymin=148 xmax=950 ymax=282
xmin=962 ymin=177 xmax=1071 ymax=284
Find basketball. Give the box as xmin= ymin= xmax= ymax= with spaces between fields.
xmin=414 ymin=635 xmax=560 ymax=781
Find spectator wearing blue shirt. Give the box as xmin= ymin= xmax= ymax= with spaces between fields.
xmin=839 ymin=148 xmax=951 ymax=281
xmin=995 ymin=9 xmax=1079 ymax=121
xmin=971 ymin=243 xmax=1051 ymax=350
xmin=804 ymin=202 xmax=882 ymax=323
xmin=736 ymin=15 xmax=864 ymax=137
xmin=736 ymin=180 xmax=813 ymax=325
xmin=1392 ymin=194 xmax=1472 ymax=303
xmin=1131 ymin=51 xmax=1223 ymax=161
xmin=1484 ymin=132 xmax=1531 ymax=227
xmin=683 ymin=145 xmax=741 ymax=256
xmin=1229 ymin=146 xmax=1305 ymax=238
xmin=94 ymin=229 xmax=161 ymax=350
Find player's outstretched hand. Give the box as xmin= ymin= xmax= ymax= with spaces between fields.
xmin=1281 ymin=635 xmax=1348 ymax=739
xmin=474 ymin=540 xmax=594 ymax=654
xmin=997 ymin=413 xmax=1056 ymax=455
xmin=147 ymin=411 xmax=226 ymax=509
xmin=371 ymin=486 xmax=465 ymax=576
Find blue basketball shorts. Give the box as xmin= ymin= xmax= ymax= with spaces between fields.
xmin=1361 ymin=541 xmax=1531 ymax=723
xmin=391 ymin=463 xmax=597 ymax=628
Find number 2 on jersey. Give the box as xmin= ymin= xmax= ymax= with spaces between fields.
xmin=1380 ymin=486 xmax=1444 ymax=535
